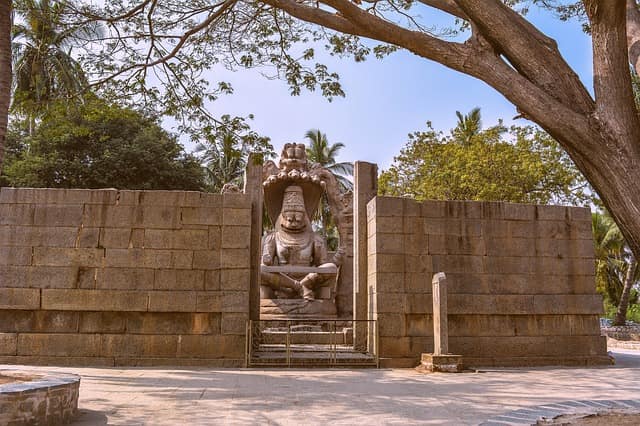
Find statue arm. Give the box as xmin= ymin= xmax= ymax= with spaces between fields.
xmin=261 ymin=233 xmax=277 ymax=265
xmin=312 ymin=234 xmax=331 ymax=266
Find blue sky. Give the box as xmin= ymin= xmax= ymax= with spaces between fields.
xmin=176 ymin=6 xmax=593 ymax=170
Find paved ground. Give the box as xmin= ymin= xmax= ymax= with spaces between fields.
xmin=3 ymin=350 xmax=640 ymax=425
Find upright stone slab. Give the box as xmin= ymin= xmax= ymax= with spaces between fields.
xmin=417 ymin=272 xmax=464 ymax=373
xmin=353 ymin=161 xmax=377 ymax=351
xmin=244 ymin=153 xmax=263 ymax=321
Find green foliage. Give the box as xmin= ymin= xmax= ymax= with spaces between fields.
xmin=592 ymin=211 xmax=639 ymax=309
xmin=11 ymin=0 xmax=101 ymax=118
xmin=304 ymin=129 xmax=353 ymax=250
xmin=379 ymin=109 xmax=590 ymax=205
xmin=194 ymin=114 xmax=274 ymax=193
xmin=2 ymin=96 xmax=205 ymax=190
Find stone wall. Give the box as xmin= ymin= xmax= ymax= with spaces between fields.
xmin=367 ymin=196 xmax=609 ymax=368
xmin=0 ymin=188 xmax=250 ymax=366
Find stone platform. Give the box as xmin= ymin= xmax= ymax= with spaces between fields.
xmin=260 ymin=299 xmax=337 ymax=319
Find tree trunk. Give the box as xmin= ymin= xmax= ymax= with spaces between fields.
xmin=613 ymin=259 xmax=637 ymax=326
xmin=0 ymin=0 xmax=11 ymax=174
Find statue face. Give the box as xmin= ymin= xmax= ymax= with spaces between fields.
xmin=281 ymin=208 xmax=306 ymax=233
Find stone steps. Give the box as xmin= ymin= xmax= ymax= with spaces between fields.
xmin=249 ymin=343 xmax=377 ymax=367
xmin=260 ymin=330 xmax=353 ymax=345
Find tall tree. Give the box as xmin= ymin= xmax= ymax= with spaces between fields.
xmin=11 ymin=0 xmax=100 ymax=121
xmin=304 ymin=128 xmax=353 ymax=190
xmin=194 ymin=114 xmax=274 ymax=192
xmin=0 ymin=0 xmax=11 ymax=174
xmin=380 ymin=110 xmax=589 ymax=205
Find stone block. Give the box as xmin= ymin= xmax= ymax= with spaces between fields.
xmin=443 ymin=219 xmax=483 ymax=237
xmin=144 ymin=229 xmax=208 ymax=250
xmin=449 ymin=314 xmax=515 ymax=337
xmin=535 ymin=221 xmax=571 ymax=239
xmin=406 ymin=293 xmax=433 ymax=314
xmin=533 ymin=294 xmax=603 ymax=314
xmin=445 ymin=200 xmax=482 ymax=218
xmin=482 ymin=220 xmax=510 ymax=238
xmin=377 ymin=312 xmax=406 ymax=336
xmin=371 ymin=272 xmax=404 ymax=293
xmin=170 ymin=250 xmax=193 ymax=269
xmin=180 ymin=207 xmax=221 ymax=226
xmin=1 ymin=187 xmax=116 ymax=204
xmin=220 ymin=248 xmax=250 ymax=268
xmin=196 ymin=292 xmax=222 ymax=312
xmin=0 ymin=333 xmax=17 ymax=355
xmin=404 ymin=272 xmax=432 ymax=293
xmin=33 ymin=247 xmax=104 ymax=267
xmin=371 ymin=233 xmax=404 ymax=254
xmin=141 ymin=206 xmax=180 ymax=228
xmin=482 ymin=202 xmax=504 ymax=219
xmin=34 ymin=205 xmax=83 ymax=227
xmin=448 ymin=335 xmax=606 ymax=358
xmin=503 ymin=203 xmax=536 ymax=221
xmin=0 ymin=247 xmax=32 ymax=266
xmin=148 ymin=291 xmax=197 ymax=312
xmin=103 ymin=248 xmax=143 ymax=267
xmin=99 ymin=228 xmax=143 ymax=249
xmin=0 ymin=204 xmax=35 ymax=225
xmin=126 ymin=312 xmax=219 ymax=334
xmin=406 ymin=314 xmax=432 ymax=337
xmin=372 ymin=216 xmax=404 ymax=234
xmin=375 ymin=292 xmax=406 ymax=313
xmin=568 ymin=206 xmax=591 ymax=222
xmin=370 ymin=253 xmax=402 ymax=274
xmin=0 ymin=288 xmax=40 ymax=309
xmin=534 ymin=257 xmax=594 ymax=276
xmin=536 ymin=205 xmax=568 ymax=221
xmin=193 ymin=250 xmax=220 ymax=270
xmin=571 ymin=219 xmax=594 ymax=239
xmin=403 ymin=217 xmax=423 ymax=234
xmin=404 ymin=255 xmax=432 ymax=274
xmin=42 ymin=289 xmax=148 ymax=311
xmin=77 ymin=227 xmax=100 ymax=248
xmin=138 ymin=190 xmax=186 ymax=206
xmin=208 ymin=226 xmax=221 ymax=250
xmin=221 ymin=226 xmax=251 ymax=249
xmin=30 ymin=266 xmax=85 ymax=289
xmin=485 ymin=237 xmax=534 ymax=257
xmin=446 ymin=273 xmax=489 ymax=293
xmin=567 ymin=238 xmax=595 ymax=259
xmin=96 ymin=268 xmax=155 ymax=290
xmin=222 ymin=193 xmax=250 ymax=208
xmin=0 ymin=226 xmax=77 ymax=247
xmin=205 ymin=270 xmax=221 ymax=290
xmin=417 ymin=353 xmax=464 ymax=373
xmin=220 ymin=269 xmax=249 ymax=291
xmin=177 ymin=335 xmax=244 ymax=358
xmin=379 ymin=336 xmax=411 ymax=358
xmin=222 ymin=208 xmax=252 ymax=226
xmin=79 ymin=312 xmax=127 ymax=333
xmin=443 ymin=235 xmax=486 ymax=255
xmin=154 ymin=269 xmax=205 ymax=291
xmin=403 ymin=198 xmax=422 ymax=216
xmin=484 ymin=256 xmax=532 ymax=274
xmin=101 ymin=334 xmax=178 ymax=357
xmin=221 ymin=291 xmax=249 ymax=313
xmin=509 ymin=221 xmax=536 ymax=238
xmin=403 ymin=232 xmax=428 ymax=255
xmin=485 ymin=274 xmax=533 ymax=294
xmin=371 ymin=196 xmax=404 ymax=217
xmin=116 ymin=190 xmax=141 ymax=205
xmin=432 ymin=255 xmax=484 ymax=274
xmin=83 ymin=205 xmax=139 ymax=227
xmin=18 ymin=333 xmax=101 ymax=356
xmin=420 ymin=200 xmax=446 ymax=218
xmin=221 ymin=312 xmax=248 ymax=335
xmin=512 ymin=314 xmax=601 ymax=336
xmin=0 ymin=265 xmax=29 ymax=287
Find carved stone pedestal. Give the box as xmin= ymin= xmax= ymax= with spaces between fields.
xmin=260 ymin=299 xmax=337 ymax=320
xmin=415 ymin=353 xmax=464 ymax=373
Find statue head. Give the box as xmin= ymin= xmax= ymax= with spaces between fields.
xmin=279 ymin=185 xmax=309 ymax=233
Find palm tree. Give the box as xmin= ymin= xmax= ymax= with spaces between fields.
xmin=592 ymin=212 xmax=639 ymax=325
xmin=0 ymin=0 xmax=12 ymax=173
xmin=11 ymin=0 xmax=99 ymax=122
xmin=304 ymin=129 xmax=353 ymax=249
xmin=195 ymin=132 xmax=244 ymax=192
xmin=304 ymin=129 xmax=353 ymax=190
xmin=453 ymin=107 xmax=482 ymax=145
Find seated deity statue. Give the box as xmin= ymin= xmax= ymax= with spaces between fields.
xmin=260 ymin=185 xmax=340 ymax=301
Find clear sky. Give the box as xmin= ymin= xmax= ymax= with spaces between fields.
xmin=174 ymin=6 xmax=593 ymax=171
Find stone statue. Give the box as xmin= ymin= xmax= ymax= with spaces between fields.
xmin=259 ymin=142 xmax=351 ymax=318
xmin=260 ymin=185 xmax=341 ymax=300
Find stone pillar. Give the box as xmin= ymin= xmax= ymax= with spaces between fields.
xmin=244 ymin=153 xmax=264 ymax=321
xmin=353 ymin=161 xmax=377 ymax=351
xmin=432 ymin=272 xmax=448 ymax=355
xmin=416 ymin=272 xmax=463 ymax=373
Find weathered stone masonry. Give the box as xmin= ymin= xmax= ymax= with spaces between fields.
xmin=0 ymin=188 xmax=251 ymax=367
xmin=367 ymin=197 xmax=609 ymax=368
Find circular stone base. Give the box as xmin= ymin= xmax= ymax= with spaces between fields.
xmin=0 ymin=369 xmax=80 ymax=425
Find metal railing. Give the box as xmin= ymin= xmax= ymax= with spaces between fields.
xmin=245 ymin=319 xmax=378 ymax=368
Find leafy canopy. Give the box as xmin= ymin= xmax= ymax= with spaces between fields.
xmin=379 ymin=110 xmax=590 ymax=205
xmin=2 ymin=96 xmax=205 ymax=190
